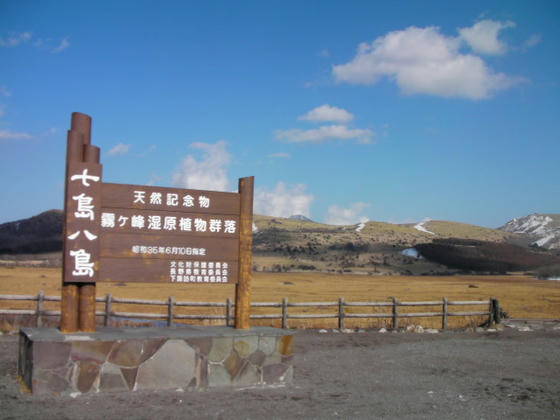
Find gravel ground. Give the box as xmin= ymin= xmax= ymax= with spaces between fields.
xmin=1 ymin=321 xmax=559 ymax=420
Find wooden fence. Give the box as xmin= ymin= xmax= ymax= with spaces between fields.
xmin=0 ymin=293 xmax=501 ymax=330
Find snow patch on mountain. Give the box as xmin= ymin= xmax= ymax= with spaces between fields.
xmin=355 ymin=222 xmax=366 ymax=232
xmin=414 ymin=219 xmax=435 ymax=235
xmin=500 ymin=214 xmax=560 ymax=250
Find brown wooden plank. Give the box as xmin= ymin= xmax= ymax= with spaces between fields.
xmin=102 ymin=182 xmax=240 ymax=215
xmin=235 ymin=176 xmax=254 ymax=329
xmin=98 ymin=257 xmax=238 ymax=283
xmin=63 ymin=161 xmax=102 ymax=284
xmin=99 ymin=232 xmax=238 ymax=260
xmin=98 ymin=208 xmax=240 ymax=238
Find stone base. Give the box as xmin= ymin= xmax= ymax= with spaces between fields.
xmin=18 ymin=326 xmax=294 ymax=395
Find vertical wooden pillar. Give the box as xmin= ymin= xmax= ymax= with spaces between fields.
xmin=78 ymin=142 xmax=100 ymax=332
xmin=61 ymin=112 xmax=99 ymax=333
xmin=60 ymin=114 xmax=88 ymax=333
xmin=235 ymin=176 xmax=254 ymax=329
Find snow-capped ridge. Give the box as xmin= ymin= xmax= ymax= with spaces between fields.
xmin=499 ymin=213 xmax=560 ymax=250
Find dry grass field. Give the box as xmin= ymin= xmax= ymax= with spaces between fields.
xmin=1 ymin=267 xmax=559 ymax=331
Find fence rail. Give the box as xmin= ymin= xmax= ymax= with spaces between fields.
xmin=0 ymin=292 xmax=501 ymax=330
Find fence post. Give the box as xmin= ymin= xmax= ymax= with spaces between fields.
xmin=168 ymin=296 xmax=175 ymax=327
xmin=442 ymin=297 xmax=448 ymax=330
xmin=105 ymin=294 xmax=112 ymax=327
xmin=338 ymin=298 xmax=345 ymax=330
xmin=226 ymin=298 xmax=232 ymax=327
xmin=489 ymin=297 xmax=495 ymax=325
xmin=392 ymin=297 xmax=399 ymax=330
xmin=282 ymin=297 xmax=288 ymax=329
xmin=492 ymin=298 xmax=501 ymax=324
xmin=36 ymin=291 xmax=44 ymax=327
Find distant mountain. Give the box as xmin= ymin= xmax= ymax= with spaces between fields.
xmin=0 ymin=210 xmax=63 ymax=254
xmin=289 ymin=214 xmax=313 ymax=222
xmin=499 ymin=214 xmax=560 ymax=250
xmin=3 ymin=210 xmax=559 ymax=275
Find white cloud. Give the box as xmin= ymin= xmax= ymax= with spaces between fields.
xmin=298 ymin=104 xmax=354 ymax=123
xmin=0 ymin=129 xmax=32 ymax=140
xmin=108 ymin=142 xmax=131 ymax=156
xmin=268 ymin=152 xmax=291 ymax=159
xmin=0 ymin=32 xmax=32 ymax=47
xmin=325 ymin=202 xmax=370 ymax=225
xmin=172 ymin=141 xmax=231 ymax=191
xmin=254 ymin=182 xmax=314 ymax=218
xmin=333 ymin=25 xmax=523 ymax=99
xmin=52 ymin=37 xmax=70 ymax=53
xmin=523 ymin=33 xmax=542 ymax=49
xmin=0 ymin=86 xmax=10 ymax=97
xmin=0 ymin=105 xmax=4 ymax=117
xmin=318 ymin=49 xmax=330 ymax=58
xmin=276 ymin=124 xmax=374 ymax=144
xmin=137 ymin=145 xmax=157 ymax=157
xmin=459 ymin=19 xmax=515 ymax=55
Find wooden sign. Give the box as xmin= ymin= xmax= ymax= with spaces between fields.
xmin=63 ymin=137 xmax=245 ymax=285
xmin=61 ymin=112 xmax=254 ymax=332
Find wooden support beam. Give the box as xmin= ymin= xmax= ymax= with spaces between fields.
xmin=235 ymin=176 xmax=254 ymax=329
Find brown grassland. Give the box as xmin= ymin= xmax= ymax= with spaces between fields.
xmin=1 ymin=267 xmax=559 ymax=331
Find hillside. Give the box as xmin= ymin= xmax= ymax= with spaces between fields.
xmin=499 ymin=213 xmax=560 ymax=250
xmin=0 ymin=210 xmax=63 ymax=254
xmin=252 ymin=215 xmax=515 ymax=275
xmin=1 ymin=210 xmax=559 ymax=275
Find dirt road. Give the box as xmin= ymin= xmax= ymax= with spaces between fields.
xmin=1 ymin=322 xmax=559 ymax=419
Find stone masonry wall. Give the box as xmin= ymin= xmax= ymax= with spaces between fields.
xmin=19 ymin=327 xmax=294 ymax=395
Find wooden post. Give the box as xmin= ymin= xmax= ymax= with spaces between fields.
xmin=226 ymin=298 xmax=232 ymax=327
xmin=442 ymin=297 xmax=448 ymax=330
xmin=281 ymin=297 xmax=288 ymax=329
xmin=392 ymin=297 xmax=399 ymax=330
xmin=60 ymin=285 xmax=79 ymax=333
xmin=61 ymin=112 xmax=101 ymax=333
xmin=78 ymin=284 xmax=96 ymax=332
xmin=168 ymin=296 xmax=175 ymax=327
xmin=338 ymin=298 xmax=345 ymax=330
xmin=36 ymin=291 xmax=44 ymax=328
xmin=60 ymin=115 xmax=86 ymax=333
xmin=104 ymin=294 xmax=112 ymax=327
xmin=78 ymin=141 xmax=100 ymax=332
xmin=493 ymin=298 xmax=501 ymax=324
xmin=235 ymin=176 xmax=254 ymax=329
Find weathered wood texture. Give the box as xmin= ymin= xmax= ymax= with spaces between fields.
xmin=235 ymin=176 xmax=254 ymax=329
xmin=1 ymin=293 xmax=495 ymax=330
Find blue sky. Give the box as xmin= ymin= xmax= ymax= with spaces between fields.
xmin=1 ymin=1 xmax=559 ymax=228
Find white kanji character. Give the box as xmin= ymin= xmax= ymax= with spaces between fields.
xmin=194 ymin=218 xmax=207 ymax=232
xmin=132 ymin=245 xmax=140 ymax=254
xmin=133 ymin=190 xmax=146 ymax=204
xmin=209 ymin=219 xmax=222 ymax=233
xmin=101 ymin=213 xmax=115 ymax=228
xmin=118 ymin=215 xmax=129 ymax=227
xmin=183 ymin=194 xmax=194 ymax=207
xmin=164 ymin=216 xmax=177 ymax=230
xmin=150 ymin=192 xmax=162 ymax=204
xmin=198 ymin=195 xmax=210 ymax=208
xmin=148 ymin=215 xmax=162 ymax=230
xmin=179 ymin=217 xmax=192 ymax=231
xmin=70 ymin=169 xmax=100 ymax=187
xmin=224 ymin=220 xmax=236 ymax=233
xmin=131 ymin=215 xmax=145 ymax=229
xmin=67 ymin=230 xmax=97 ymax=241
xmin=73 ymin=193 xmax=95 ymax=221
xmin=166 ymin=193 xmax=178 ymax=206
xmin=69 ymin=249 xmax=94 ymax=277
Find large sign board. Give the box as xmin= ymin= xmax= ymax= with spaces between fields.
xmin=63 ymin=137 xmax=244 ymax=285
